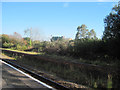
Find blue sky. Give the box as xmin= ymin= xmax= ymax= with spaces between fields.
xmin=2 ymin=2 xmax=117 ymax=40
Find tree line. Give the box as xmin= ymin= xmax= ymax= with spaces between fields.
xmin=0 ymin=2 xmax=120 ymax=61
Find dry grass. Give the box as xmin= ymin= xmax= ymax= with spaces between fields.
xmin=1 ymin=48 xmax=119 ymax=88
xmin=0 ymin=48 xmax=43 ymax=55
xmin=0 ymin=52 xmax=15 ymax=60
xmin=2 ymin=51 xmax=109 ymax=88
xmin=1 ymin=52 xmax=88 ymax=88
xmin=1 ymin=48 xmax=118 ymax=67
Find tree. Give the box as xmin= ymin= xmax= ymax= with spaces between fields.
xmin=75 ymin=26 xmax=80 ymax=40
xmin=24 ymin=28 xmax=32 ymax=46
xmin=103 ymin=1 xmax=120 ymax=40
xmin=75 ymin=24 xmax=89 ymax=40
xmin=1 ymin=34 xmax=10 ymax=44
xmin=102 ymin=1 xmax=120 ymax=58
xmin=88 ymin=29 xmax=96 ymax=39
xmin=13 ymin=32 xmax=22 ymax=40
xmin=75 ymin=24 xmax=96 ymax=40
xmin=12 ymin=32 xmax=24 ymax=45
xmin=23 ymin=37 xmax=31 ymax=46
xmin=24 ymin=28 xmax=42 ymax=46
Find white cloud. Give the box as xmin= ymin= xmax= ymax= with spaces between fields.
xmin=63 ymin=3 xmax=69 ymax=8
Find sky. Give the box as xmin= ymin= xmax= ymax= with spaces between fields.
xmin=2 ymin=2 xmax=118 ymax=41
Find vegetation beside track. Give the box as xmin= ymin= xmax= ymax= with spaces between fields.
xmin=1 ymin=49 xmax=119 ymax=88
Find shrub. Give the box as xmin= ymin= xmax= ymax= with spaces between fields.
xmin=3 ymin=42 xmax=14 ymax=48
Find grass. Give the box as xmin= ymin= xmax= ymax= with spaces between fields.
xmin=1 ymin=48 xmax=119 ymax=88
xmin=0 ymin=52 xmax=15 ymax=60
xmin=107 ymin=74 xmax=112 ymax=88
xmin=1 ymin=48 xmax=119 ymax=67
xmin=0 ymin=48 xmax=44 ymax=55
xmin=40 ymin=53 xmax=119 ymax=67
xmin=2 ymin=51 xmax=118 ymax=88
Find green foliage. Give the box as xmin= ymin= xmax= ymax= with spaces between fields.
xmin=102 ymin=1 xmax=120 ymax=58
xmin=32 ymin=41 xmax=44 ymax=52
xmin=2 ymin=34 xmax=10 ymax=44
xmin=1 ymin=33 xmax=29 ymax=50
xmin=75 ymin=25 xmax=96 ymax=40
xmin=9 ymin=44 xmax=27 ymax=51
xmin=43 ymin=40 xmax=69 ymax=55
xmin=75 ymin=24 xmax=88 ymax=39
xmin=24 ymin=28 xmax=32 ymax=46
xmin=72 ymin=38 xmax=105 ymax=59
xmin=3 ymin=42 xmax=14 ymax=48
xmin=89 ymin=29 xmax=97 ymax=39
xmin=32 ymin=39 xmax=71 ymax=56
xmin=17 ymin=44 xmax=21 ymax=50
xmin=103 ymin=1 xmax=120 ymax=40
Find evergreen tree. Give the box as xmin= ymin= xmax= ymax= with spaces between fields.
xmin=103 ymin=1 xmax=120 ymax=40
xmin=102 ymin=1 xmax=120 ymax=58
xmin=75 ymin=24 xmax=88 ymax=39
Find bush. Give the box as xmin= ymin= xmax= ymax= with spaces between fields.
xmin=68 ymin=38 xmax=106 ymax=60
xmin=42 ymin=40 xmax=69 ymax=55
xmin=3 ymin=42 xmax=14 ymax=48
xmin=16 ymin=44 xmax=27 ymax=51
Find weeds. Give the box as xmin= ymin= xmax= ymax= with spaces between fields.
xmin=2 ymin=50 xmax=119 ymax=88
xmin=107 ymin=74 xmax=112 ymax=88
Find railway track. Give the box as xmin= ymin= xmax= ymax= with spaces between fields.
xmin=1 ymin=59 xmax=70 ymax=90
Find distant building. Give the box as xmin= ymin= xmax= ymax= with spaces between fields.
xmin=50 ymin=36 xmax=72 ymax=42
xmin=51 ymin=36 xmax=65 ymax=42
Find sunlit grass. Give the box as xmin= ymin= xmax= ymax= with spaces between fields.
xmin=0 ymin=52 xmax=15 ymax=60
xmin=0 ymin=48 xmax=44 ymax=55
